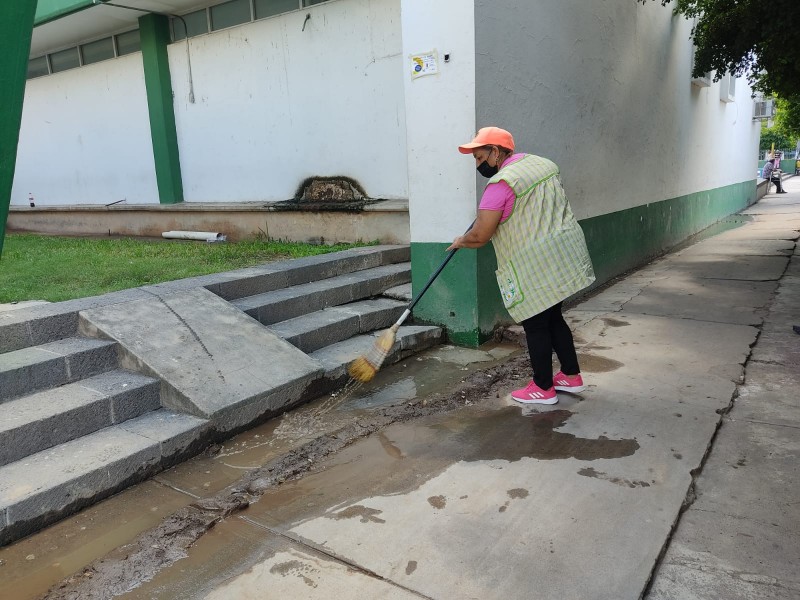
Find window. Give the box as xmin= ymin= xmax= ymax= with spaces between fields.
xmin=116 ymin=29 xmax=141 ymax=56
xmin=303 ymin=0 xmax=327 ymax=5
xmin=254 ymin=0 xmax=299 ymax=20
xmin=27 ymin=56 xmax=49 ymax=79
xmin=210 ymin=0 xmax=251 ymax=31
xmin=691 ymin=69 xmax=712 ymax=88
xmin=689 ymin=40 xmax=711 ymax=87
xmin=81 ymin=37 xmax=115 ymax=65
xmin=719 ymin=73 xmax=736 ymax=103
xmin=173 ymin=9 xmax=209 ymax=41
xmin=753 ymin=99 xmax=775 ymax=121
xmin=50 ymin=47 xmax=80 ymax=73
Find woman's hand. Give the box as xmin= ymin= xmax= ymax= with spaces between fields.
xmin=445 ymin=210 xmax=503 ymax=252
xmin=446 ymin=236 xmax=465 ymax=252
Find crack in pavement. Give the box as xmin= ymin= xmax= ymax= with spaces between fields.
xmin=239 ymin=516 xmax=435 ymax=599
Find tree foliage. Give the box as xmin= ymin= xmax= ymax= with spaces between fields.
xmin=640 ymin=0 xmax=800 ymax=99
xmin=759 ymin=128 xmax=794 ymax=152
xmin=774 ymin=98 xmax=800 ymax=141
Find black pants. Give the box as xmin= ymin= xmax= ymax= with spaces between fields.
xmin=521 ymin=302 xmax=580 ymax=390
xmin=770 ymin=175 xmax=785 ymax=193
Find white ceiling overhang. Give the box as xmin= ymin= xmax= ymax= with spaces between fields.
xmin=31 ymin=0 xmax=212 ymax=56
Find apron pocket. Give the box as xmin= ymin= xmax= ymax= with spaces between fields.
xmin=495 ymin=260 xmax=525 ymax=309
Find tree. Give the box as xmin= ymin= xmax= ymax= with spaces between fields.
xmin=774 ymin=98 xmax=800 ymax=141
xmin=759 ymin=128 xmax=794 ymax=153
xmin=639 ymin=0 xmax=800 ymax=99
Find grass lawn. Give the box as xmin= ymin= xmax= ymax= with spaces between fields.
xmin=0 ymin=233 xmax=373 ymax=303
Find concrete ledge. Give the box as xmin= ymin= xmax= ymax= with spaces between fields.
xmin=0 ymin=289 xmax=152 ymax=354
xmin=7 ymin=200 xmax=410 ymax=244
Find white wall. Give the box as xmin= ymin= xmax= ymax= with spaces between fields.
xmin=169 ymin=0 xmax=406 ymax=203
xmin=474 ymin=0 xmax=761 ymax=220
xmin=400 ymin=0 xmax=477 ymax=243
xmin=11 ymin=53 xmax=159 ymax=206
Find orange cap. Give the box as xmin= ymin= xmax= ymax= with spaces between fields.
xmin=458 ymin=127 xmax=515 ymax=154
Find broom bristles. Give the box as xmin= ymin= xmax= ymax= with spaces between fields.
xmin=347 ymin=326 xmax=398 ymax=382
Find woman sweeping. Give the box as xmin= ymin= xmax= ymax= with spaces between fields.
xmin=447 ymin=127 xmax=595 ymax=405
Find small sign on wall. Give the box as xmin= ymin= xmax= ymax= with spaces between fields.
xmin=410 ymin=50 xmax=439 ymax=80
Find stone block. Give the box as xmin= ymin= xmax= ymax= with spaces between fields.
xmin=0 ymin=384 xmax=111 ymax=466
xmin=0 ymin=321 xmax=31 ymax=354
xmin=0 ymin=347 xmax=67 ymax=402
xmin=80 ymin=369 xmax=162 ymax=423
xmin=118 ymin=410 xmax=210 ymax=460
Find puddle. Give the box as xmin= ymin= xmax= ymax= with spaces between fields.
xmin=0 ymin=481 xmax=191 ymax=600
xmin=601 ymin=317 xmax=630 ymax=328
xmin=15 ymin=341 xmax=522 ymax=600
xmin=577 ymin=352 xmax=624 ymax=373
xmin=238 ymin=405 xmax=639 ymax=534
xmin=578 ymin=467 xmax=653 ymax=489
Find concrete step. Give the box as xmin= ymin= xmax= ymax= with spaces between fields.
xmin=212 ymin=245 xmax=410 ymax=301
xmin=0 ymin=337 xmax=118 ymax=404
xmin=303 ymin=325 xmax=444 ymax=398
xmin=0 ymin=369 xmax=161 ymax=467
xmin=232 ymin=262 xmax=411 ymax=326
xmin=268 ymin=298 xmax=407 ymax=353
xmin=382 ymin=283 xmax=413 ymax=302
xmin=0 ymin=409 xmax=210 ymax=546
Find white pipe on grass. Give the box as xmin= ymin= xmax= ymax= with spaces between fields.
xmin=161 ymin=231 xmax=226 ymax=242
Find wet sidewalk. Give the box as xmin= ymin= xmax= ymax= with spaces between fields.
xmin=4 ymin=177 xmax=799 ymax=599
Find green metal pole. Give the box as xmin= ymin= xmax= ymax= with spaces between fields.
xmin=0 ymin=1 xmax=38 ymax=259
xmin=139 ymin=13 xmax=184 ymax=204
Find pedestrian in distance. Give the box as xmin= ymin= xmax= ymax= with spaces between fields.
xmin=447 ymin=127 xmax=596 ymax=405
xmin=762 ymin=155 xmax=787 ymax=193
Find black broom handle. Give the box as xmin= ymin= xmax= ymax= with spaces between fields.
xmin=407 ymin=220 xmax=475 ymax=312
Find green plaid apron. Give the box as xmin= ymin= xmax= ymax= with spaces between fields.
xmin=489 ymin=154 xmax=595 ymax=322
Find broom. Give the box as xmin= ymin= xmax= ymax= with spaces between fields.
xmin=348 ymin=222 xmax=474 ymax=383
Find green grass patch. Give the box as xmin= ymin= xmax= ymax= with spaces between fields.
xmin=0 ymin=234 xmax=374 ymax=303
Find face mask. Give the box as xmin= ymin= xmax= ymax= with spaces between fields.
xmin=477 ymin=160 xmax=499 ymax=178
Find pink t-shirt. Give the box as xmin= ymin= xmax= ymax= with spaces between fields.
xmin=478 ymin=153 xmax=525 ymax=222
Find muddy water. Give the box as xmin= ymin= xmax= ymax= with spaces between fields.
xmin=577 ymin=352 xmax=624 ymax=373
xmin=122 ymin=402 xmax=638 ymax=599
xmin=3 ymin=342 xmax=519 ymax=600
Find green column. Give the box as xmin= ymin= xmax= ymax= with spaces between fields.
xmin=0 ymin=1 xmax=38 ymax=259
xmin=411 ymin=243 xmax=513 ymax=347
xmin=139 ymin=13 xmax=184 ymax=204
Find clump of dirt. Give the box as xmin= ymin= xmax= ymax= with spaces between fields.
xmin=41 ymin=353 xmax=531 ymax=600
xmin=297 ymin=177 xmax=366 ymax=202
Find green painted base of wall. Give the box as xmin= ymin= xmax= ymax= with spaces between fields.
xmin=411 ymin=180 xmax=756 ymax=345
xmin=410 ymin=243 xmax=512 ymax=347
xmin=581 ymin=180 xmax=756 ymax=283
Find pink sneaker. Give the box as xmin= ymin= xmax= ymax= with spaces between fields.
xmin=553 ymin=371 xmax=585 ymax=393
xmin=510 ymin=380 xmax=558 ymax=405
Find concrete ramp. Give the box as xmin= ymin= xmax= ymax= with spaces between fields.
xmin=79 ymin=288 xmax=323 ymax=432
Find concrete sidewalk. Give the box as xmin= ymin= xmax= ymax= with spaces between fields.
xmin=22 ymin=178 xmax=799 ymax=600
